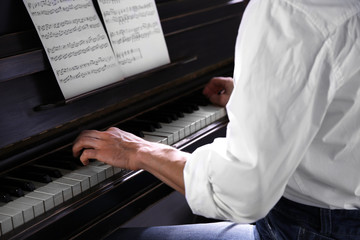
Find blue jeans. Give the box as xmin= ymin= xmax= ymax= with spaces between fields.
xmin=257 ymin=197 xmax=360 ymax=240
xmin=105 ymin=198 xmax=360 ymax=240
xmin=105 ymin=222 xmax=259 ymax=240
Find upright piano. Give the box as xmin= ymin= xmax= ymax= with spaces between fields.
xmin=0 ymin=0 xmax=248 ymax=239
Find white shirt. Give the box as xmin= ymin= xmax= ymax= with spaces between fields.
xmin=184 ymin=0 xmax=360 ymax=223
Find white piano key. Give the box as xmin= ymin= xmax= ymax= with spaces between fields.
xmin=160 ymin=124 xmax=185 ymax=140
xmin=218 ymin=108 xmax=227 ymax=118
xmin=175 ymin=119 xmax=197 ymax=133
xmin=53 ymin=178 xmax=82 ymax=196
xmin=143 ymin=131 xmax=174 ymax=145
xmin=0 ymin=205 xmax=24 ymax=229
xmin=197 ymin=106 xmax=218 ymax=122
xmin=83 ymin=165 xmax=106 ymax=183
xmin=199 ymin=105 xmax=226 ymax=120
xmin=155 ymin=129 xmax=178 ymax=143
xmin=72 ymin=168 xmax=99 ymax=187
xmin=88 ymin=161 xmax=114 ymax=179
xmin=34 ymin=186 xmax=63 ymax=206
xmin=0 ymin=214 xmax=13 ymax=235
xmin=113 ymin=167 xmax=123 ymax=174
xmin=25 ymin=191 xmax=54 ymax=211
xmin=14 ymin=197 xmax=45 ymax=217
xmin=182 ymin=114 xmax=205 ymax=129
xmin=62 ymin=172 xmax=90 ymax=192
xmin=188 ymin=111 xmax=213 ymax=126
xmin=163 ymin=120 xmax=192 ymax=136
xmin=143 ymin=135 xmax=167 ymax=144
xmin=45 ymin=182 xmax=72 ymax=201
xmin=32 ymin=165 xmax=91 ymax=192
xmin=3 ymin=202 xmax=34 ymax=223
xmin=156 ymin=125 xmax=181 ymax=142
xmin=31 ymin=178 xmax=72 ymax=202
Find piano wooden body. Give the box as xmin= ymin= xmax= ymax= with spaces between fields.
xmin=0 ymin=0 xmax=248 ymax=239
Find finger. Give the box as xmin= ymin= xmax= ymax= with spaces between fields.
xmin=203 ymin=77 xmax=231 ymax=97
xmin=203 ymin=78 xmax=221 ymax=96
xmin=72 ymin=134 xmax=101 ymax=158
xmin=75 ymin=130 xmax=103 ymax=141
xmin=79 ymin=148 xmax=98 ymax=165
xmin=209 ymin=94 xmax=226 ymax=107
xmin=107 ymin=126 xmax=124 ymax=135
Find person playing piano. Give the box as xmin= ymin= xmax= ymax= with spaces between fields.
xmin=73 ymin=0 xmax=360 ymax=239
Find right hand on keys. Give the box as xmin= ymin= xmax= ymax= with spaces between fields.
xmin=203 ymin=77 xmax=234 ymax=107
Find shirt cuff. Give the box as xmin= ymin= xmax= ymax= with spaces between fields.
xmin=183 ymin=138 xmax=227 ymax=220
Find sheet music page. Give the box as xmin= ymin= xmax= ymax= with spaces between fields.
xmin=23 ymin=0 xmax=124 ymax=99
xmin=98 ymin=0 xmax=170 ymax=77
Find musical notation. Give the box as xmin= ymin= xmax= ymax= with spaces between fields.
xmin=98 ymin=0 xmax=170 ymax=77
xmin=26 ymin=0 xmax=78 ymax=9
xmin=116 ymin=48 xmax=143 ymax=65
xmin=59 ymin=62 xmax=118 ymax=83
xmin=23 ymin=0 xmax=169 ymax=99
xmin=27 ymin=1 xmax=93 ymax=16
xmin=56 ymin=56 xmax=115 ymax=77
xmin=37 ymin=15 xmax=98 ymax=33
xmin=50 ymin=43 xmax=110 ymax=62
xmin=46 ymin=34 xmax=107 ymax=55
xmin=23 ymin=0 xmax=124 ymax=99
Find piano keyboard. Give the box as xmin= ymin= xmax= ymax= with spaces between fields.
xmin=0 ymin=96 xmax=226 ymax=236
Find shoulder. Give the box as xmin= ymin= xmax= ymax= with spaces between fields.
xmin=277 ymin=0 xmax=360 ymax=36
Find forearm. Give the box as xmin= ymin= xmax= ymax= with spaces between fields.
xmin=72 ymin=128 xmax=190 ymax=194
xmin=137 ymin=143 xmax=190 ymax=194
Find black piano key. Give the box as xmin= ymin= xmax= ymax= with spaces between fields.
xmin=180 ymin=101 xmax=200 ymax=111
xmin=10 ymin=170 xmax=52 ymax=183
xmin=37 ymin=159 xmax=79 ymax=171
xmin=118 ymin=121 xmax=156 ymax=132
xmin=144 ymin=109 xmax=180 ymax=121
xmin=0 ymin=185 xmax=24 ymax=197
xmin=160 ymin=111 xmax=179 ymax=121
xmin=38 ymin=153 xmax=84 ymax=169
xmin=161 ymin=104 xmax=194 ymax=113
xmin=158 ymin=109 xmax=184 ymax=118
xmin=23 ymin=166 xmax=62 ymax=178
xmin=133 ymin=119 xmax=162 ymax=129
xmin=0 ymin=192 xmax=12 ymax=203
xmin=0 ymin=178 xmax=35 ymax=191
xmin=63 ymin=148 xmax=97 ymax=162
xmin=118 ymin=127 xmax=145 ymax=137
xmin=138 ymin=113 xmax=173 ymax=124
xmin=186 ymin=93 xmax=211 ymax=106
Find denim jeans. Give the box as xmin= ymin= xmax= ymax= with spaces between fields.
xmin=105 ymin=222 xmax=260 ymax=240
xmin=257 ymin=197 xmax=360 ymax=240
xmin=105 ymin=197 xmax=360 ymax=240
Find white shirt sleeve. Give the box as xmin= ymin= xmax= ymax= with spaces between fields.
xmin=184 ymin=0 xmax=338 ymax=223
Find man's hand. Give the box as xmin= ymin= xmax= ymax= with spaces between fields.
xmin=72 ymin=127 xmax=149 ymax=170
xmin=203 ymin=77 xmax=234 ymax=107
xmin=72 ymin=127 xmax=189 ymax=194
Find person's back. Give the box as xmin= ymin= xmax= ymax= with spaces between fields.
xmin=185 ymin=0 xmax=360 ymax=238
xmin=276 ymin=0 xmax=360 ymax=211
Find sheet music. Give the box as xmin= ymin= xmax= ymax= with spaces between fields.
xmin=23 ymin=0 xmax=124 ymax=99
xmin=98 ymin=0 xmax=170 ymax=77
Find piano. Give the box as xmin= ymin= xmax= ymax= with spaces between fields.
xmin=0 ymin=0 xmax=249 ymax=239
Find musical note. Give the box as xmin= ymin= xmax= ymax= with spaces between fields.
xmin=23 ymin=0 xmax=124 ymax=99
xmin=23 ymin=0 xmax=169 ymax=99
xmin=97 ymin=0 xmax=170 ymax=77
